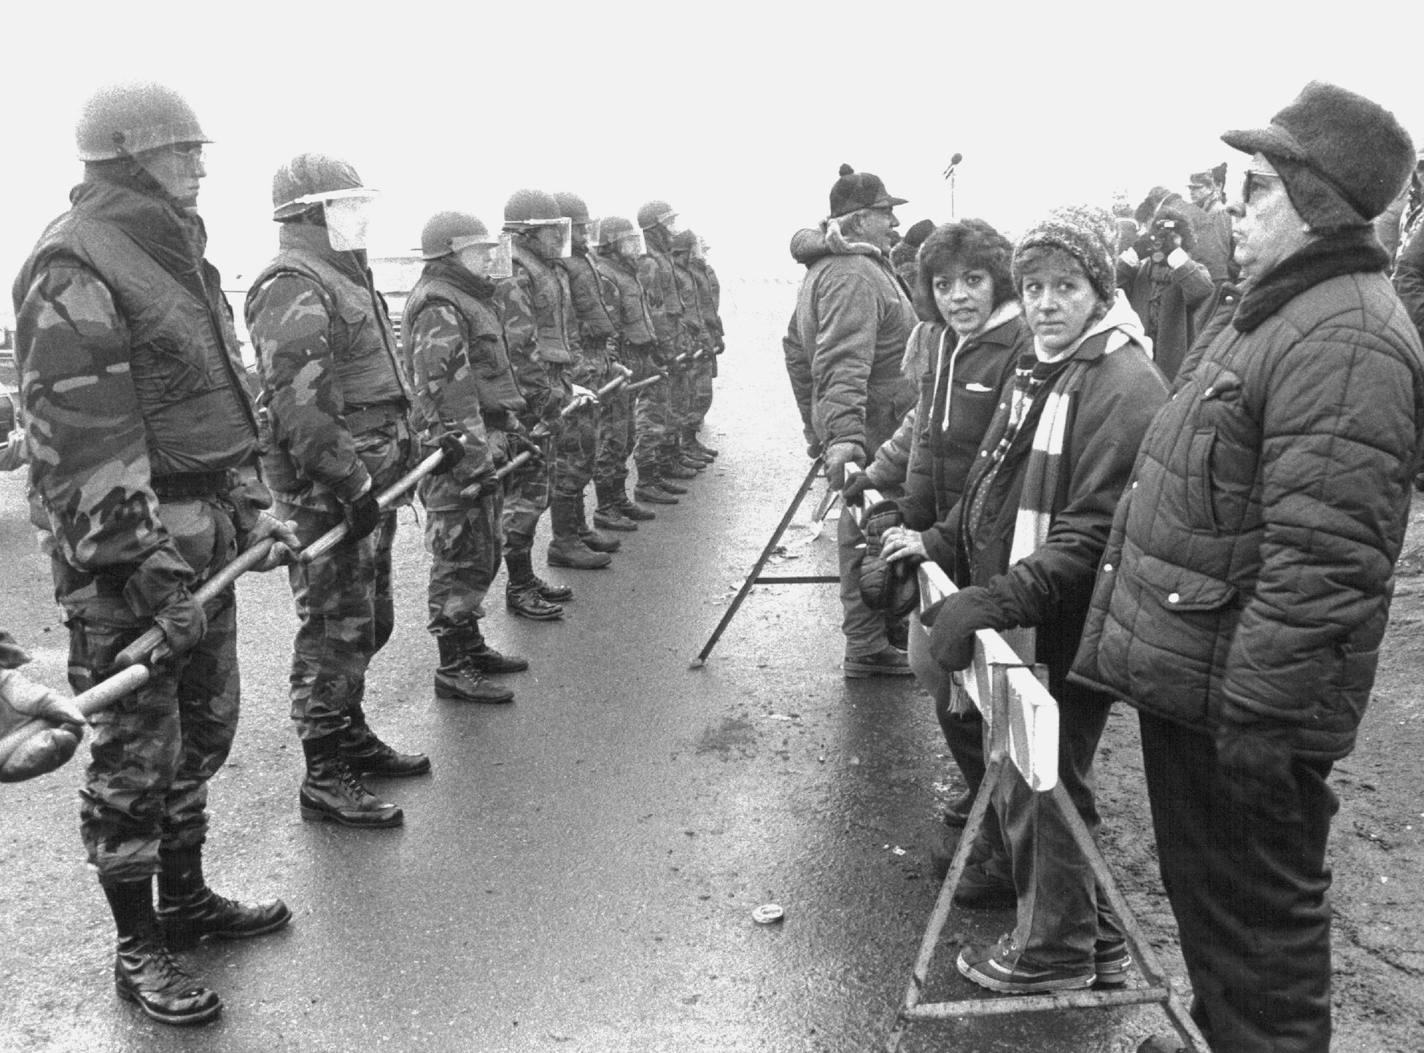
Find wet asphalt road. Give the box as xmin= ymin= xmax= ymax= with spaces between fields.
xmin=0 ymin=280 xmax=1166 ymax=1052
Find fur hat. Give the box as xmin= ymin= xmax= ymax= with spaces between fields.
xmin=829 ymin=163 xmax=907 ymax=219
xmin=1222 ymin=80 xmax=1415 ymax=227
xmin=1012 ymin=205 xmax=1117 ymax=304
xmin=902 ymin=218 xmax=936 ymax=248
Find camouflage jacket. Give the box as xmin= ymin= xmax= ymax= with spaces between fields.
xmin=689 ymin=258 xmax=725 ymax=349
xmin=637 ymin=237 xmax=686 ymax=360
xmin=671 ymin=254 xmax=710 ymax=352
xmin=403 ymin=259 xmax=525 ymax=505
xmin=11 ymin=177 xmax=261 ymax=600
xmin=494 ymin=244 xmax=576 ymax=426
xmin=555 ymin=248 xmax=620 ymax=383
xmin=246 ymin=224 xmax=415 ymax=514
xmin=589 ymin=251 xmax=658 ymax=351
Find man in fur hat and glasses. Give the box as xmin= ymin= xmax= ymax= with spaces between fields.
xmin=785 ymin=165 xmax=918 ymax=677
xmin=1073 ymin=82 xmax=1424 ymax=1053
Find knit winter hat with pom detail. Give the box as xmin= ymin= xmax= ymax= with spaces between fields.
xmin=1011 ymin=205 xmax=1118 ymax=304
xmin=828 ymin=164 xmax=907 ymax=219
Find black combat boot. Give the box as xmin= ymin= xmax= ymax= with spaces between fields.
xmin=593 ymin=482 xmax=639 ymax=532
xmin=686 ymin=429 xmax=719 ymax=458
xmin=434 ymin=633 xmax=515 ymax=704
xmin=505 ymin=551 xmax=565 ymax=620
xmin=106 ymin=878 xmax=223 ymax=1027
xmin=299 ymin=736 xmax=404 ymax=828
xmin=661 ymin=459 xmax=698 ymax=481
xmin=156 ymin=845 xmax=291 ymax=949
xmin=633 ymin=467 xmax=679 ymax=505
xmin=463 ymin=621 xmax=529 ymax=674
xmin=532 ymin=575 xmax=574 ymax=602
xmin=339 ymin=709 xmax=431 ymax=777
xmin=547 ymin=494 xmax=612 ymax=569
xmin=573 ymin=492 xmax=622 ymax=552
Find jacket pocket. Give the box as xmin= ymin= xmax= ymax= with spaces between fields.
xmin=329 ymin=305 xmax=372 ymax=361
xmin=1185 ymin=429 xmax=1219 ymax=533
xmin=1133 ymin=553 xmax=1237 ymax=612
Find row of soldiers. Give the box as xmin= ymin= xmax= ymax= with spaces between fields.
xmin=2 ymin=81 xmax=722 ymax=1027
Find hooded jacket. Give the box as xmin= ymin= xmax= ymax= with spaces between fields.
xmin=789 ymin=223 xmax=917 ymax=456
xmin=1073 ymin=233 xmax=1424 ymax=760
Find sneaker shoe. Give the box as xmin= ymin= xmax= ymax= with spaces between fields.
xmin=158 ymin=888 xmax=291 ymax=949
xmin=115 ymin=931 xmax=222 ymax=1026
xmin=1093 ymin=938 xmax=1132 ymax=986
xmin=956 ymin=935 xmax=1095 ymax=994
xmin=843 ymin=646 xmax=913 ymax=678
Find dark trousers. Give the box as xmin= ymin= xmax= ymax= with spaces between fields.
xmin=1139 ymin=712 xmax=1336 ymax=1053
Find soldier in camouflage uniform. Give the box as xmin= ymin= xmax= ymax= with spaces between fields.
xmin=662 ymin=230 xmax=713 ymax=479
xmin=497 ymin=190 xmax=599 ymax=619
xmin=246 ymin=153 xmax=437 ymax=830
xmin=673 ymin=231 xmax=724 ymax=460
xmin=404 ymin=211 xmax=532 ymax=704
xmin=634 ymin=200 xmax=696 ymax=503
xmin=553 ymin=192 xmax=640 ymax=535
xmin=588 ymin=217 xmax=662 ymax=521
xmin=12 ymin=81 xmax=297 ymax=1027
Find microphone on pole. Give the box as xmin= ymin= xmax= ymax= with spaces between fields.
xmin=942 ymin=152 xmax=964 ymax=179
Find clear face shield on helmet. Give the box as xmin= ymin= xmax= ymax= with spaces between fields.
xmin=452 ymin=232 xmax=515 ymax=280
xmin=303 ymin=188 xmax=380 ymax=251
xmin=528 ymin=217 xmax=573 ymax=259
xmin=614 ymin=229 xmax=647 ymax=258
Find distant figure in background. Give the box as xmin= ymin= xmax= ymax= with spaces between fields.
xmin=786 ymin=164 xmax=917 ymax=677
xmin=1117 ymin=203 xmax=1213 ymax=381
xmin=890 ymin=218 xmax=936 ymax=289
xmin=1187 ymin=163 xmax=1235 ymax=283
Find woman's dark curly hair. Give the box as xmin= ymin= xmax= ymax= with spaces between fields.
xmin=914 ymin=219 xmax=1016 ymax=323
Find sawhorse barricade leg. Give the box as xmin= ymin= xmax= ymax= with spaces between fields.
xmin=885 ymin=662 xmax=1209 ymax=1052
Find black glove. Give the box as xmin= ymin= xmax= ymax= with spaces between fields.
xmin=920 ymin=586 xmax=1006 ymax=674
xmin=431 ymin=433 xmax=466 ymax=476
xmin=507 ymin=428 xmax=544 ymax=465
xmin=1215 ymin=722 xmax=1300 ymax=824
xmin=344 ymin=491 xmax=382 ymax=541
xmin=841 ymin=472 xmax=875 ymax=507
xmin=858 ymin=500 xmax=918 ymax=617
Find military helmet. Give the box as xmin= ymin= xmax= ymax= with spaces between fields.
xmin=670 ymin=229 xmax=698 ymax=254
xmin=637 ymin=199 xmax=677 ymax=231
xmin=596 ymin=215 xmax=636 ymax=247
xmin=503 ymin=188 xmax=562 ymax=228
xmin=421 ymin=211 xmax=492 ymax=260
xmin=553 ymin=192 xmax=590 ymax=224
xmin=75 ymin=81 xmax=210 ymax=162
xmin=271 ymin=153 xmax=368 ymax=221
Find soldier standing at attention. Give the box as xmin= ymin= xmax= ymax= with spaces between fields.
xmin=404 ymin=212 xmax=531 ymax=704
xmin=246 ymin=153 xmax=437 ymax=830
xmin=588 ymin=216 xmax=666 ymax=520
xmin=498 ymin=190 xmax=600 ymax=617
xmin=670 ymin=229 xmax=721 ymax=463
xmin=13 ymin=81 xmax=298 ymax=1026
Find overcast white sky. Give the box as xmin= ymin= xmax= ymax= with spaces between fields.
xmin=2 ymin=0 xmax=1422 ymax=307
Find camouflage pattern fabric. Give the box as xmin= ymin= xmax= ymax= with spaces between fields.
xmin=66 ymin=496 xmax=241 ymax=883
xmin=424 ymin=491 xmax=503 ymax=634
xmin=279 ymin=503 xmax=397 ymax=740
xmin=689 ymin=356 xmax=716 ymax=428
xmin=554 ymin=401 xmax=598 ymax=501
xmin=630 ymin=346 xmax=672 ymax=473
xmin=502 ymin=430 xmax=557 ymax=556
xmin=593 ymin=381 xmax=634 ymax=490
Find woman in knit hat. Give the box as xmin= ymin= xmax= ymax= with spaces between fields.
xmin=912 ymin=205 xmax=1169 ymax=993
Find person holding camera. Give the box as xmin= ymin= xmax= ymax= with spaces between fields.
xmin=1117 ymin=204 xmax=1214 ymax=382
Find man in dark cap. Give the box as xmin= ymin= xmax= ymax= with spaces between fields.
xmin=786 ymin=165 xmax=917 ymax=676
xmin=1073 ymin=81 xmax=1424 ymax=1053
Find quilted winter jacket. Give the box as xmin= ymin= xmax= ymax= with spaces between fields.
xmin=1073 ymin=248 xmax=1424 ymax=760
xmin=789 ymin=227 xmax=917 ymax=456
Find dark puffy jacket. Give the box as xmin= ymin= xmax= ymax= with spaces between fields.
xmin=899 ymin=308 xmax=1026 ymax=568
xmin=789 ymin=226 xmax=916 ymax=456
xmin=1073 ymin=244 xmax=1424 ymax=760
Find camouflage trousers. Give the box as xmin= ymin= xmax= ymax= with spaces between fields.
xmin=633 ymin=370 xmax=673 ymax=472
xmin=554 ymin=398 xmax=599 ymax=500
xmin=63 ymin=496 xmax=240 ymax=885
xmin=425 ymin=491 xmax=503 ymax=635
xmin=502 ymin=429 xmax=556 ymax=557
xmin=662 ymin=369 xmax=694 ymax=462
xmin=279 ymin=502 xmax=397 ymax=741
xmin=689 ymin=356 xmax=715 ymax=429
xmin=594 ymin=382 xmax=634 ymax=491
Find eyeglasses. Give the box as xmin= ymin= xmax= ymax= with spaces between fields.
xmin=1241 ymin=170 xmax=1281 ymax=204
